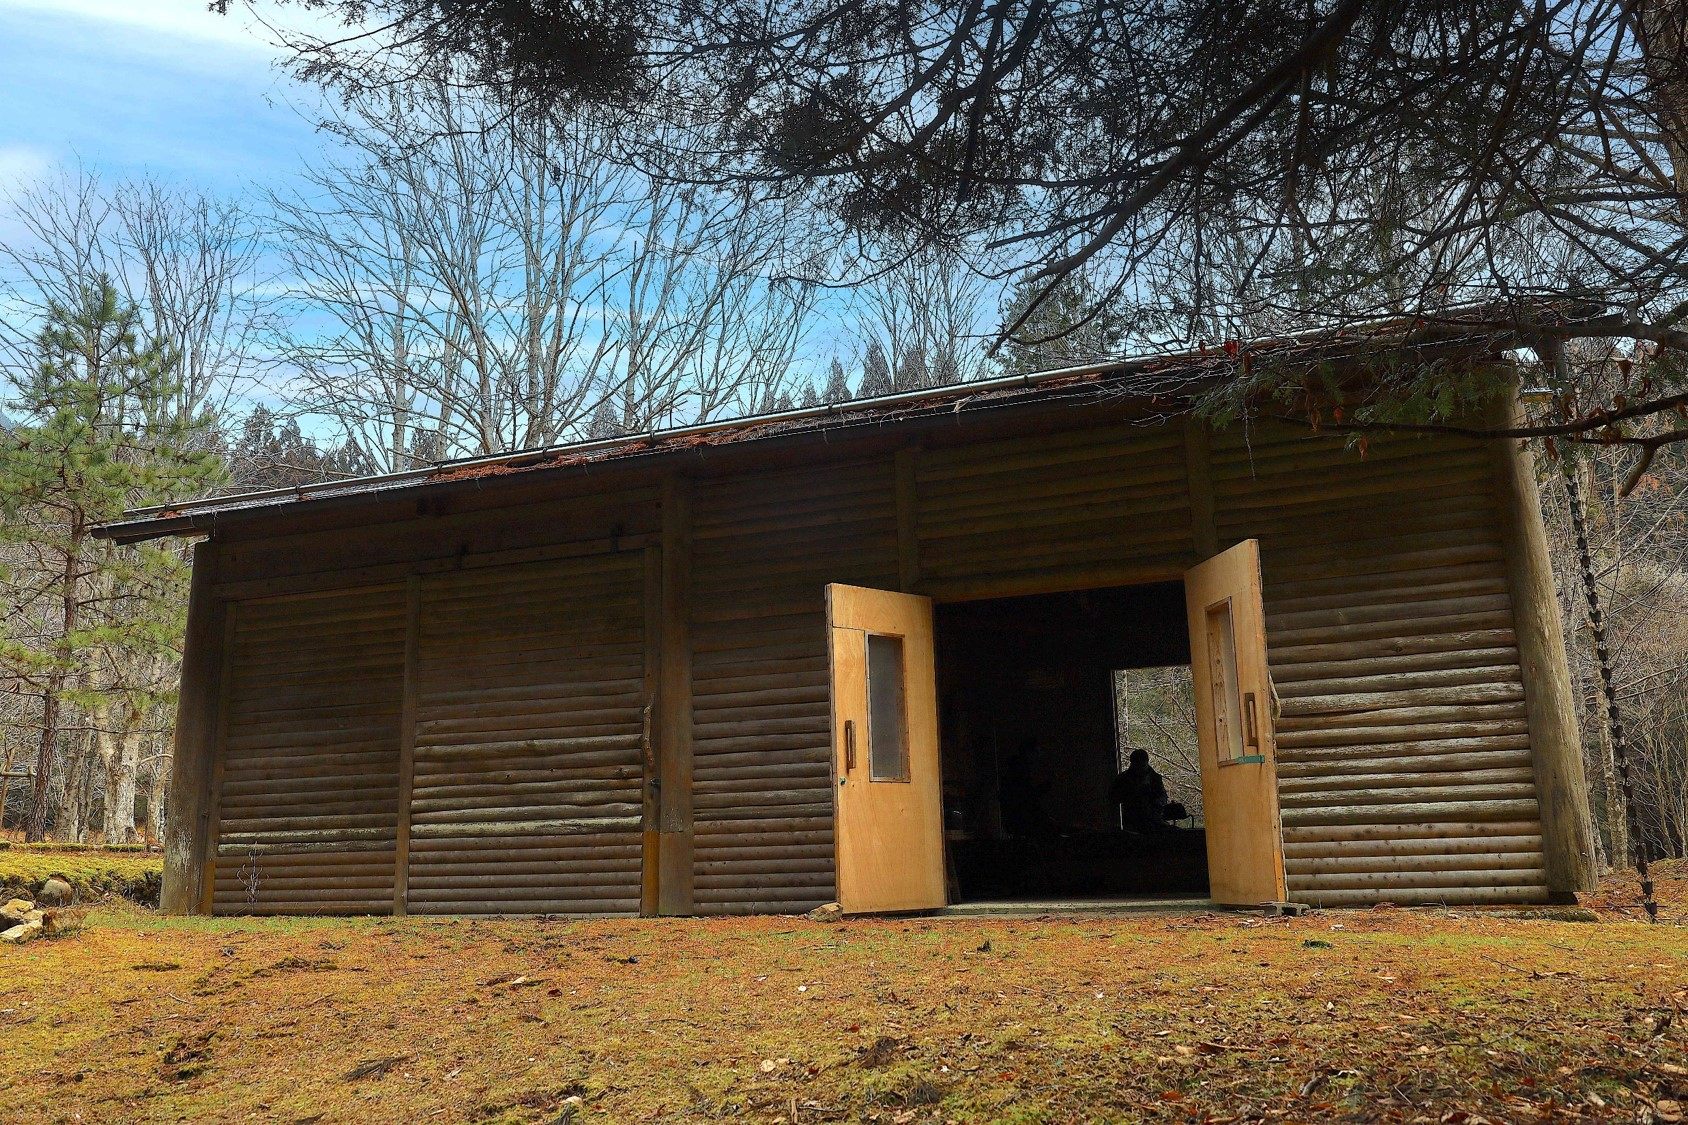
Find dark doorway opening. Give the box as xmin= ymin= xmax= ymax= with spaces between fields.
xmin=935 ymin=582 xmax=1209 ymax=902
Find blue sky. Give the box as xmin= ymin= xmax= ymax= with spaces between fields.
xmin=0 ymin=2 xmax=1001 ymax=445
xmin=0 ymin=0 xmax=330 ymax=200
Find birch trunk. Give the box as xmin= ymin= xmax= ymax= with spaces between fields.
xmin=102 ymin=723 xmax=142 ymax=844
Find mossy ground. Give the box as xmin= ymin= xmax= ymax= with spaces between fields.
xmin=0 ymin=862 xmax=1683 ymax=1123
xmin=0 ymin=844 xmax=162 ymax=906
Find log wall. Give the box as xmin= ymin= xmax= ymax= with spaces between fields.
xmin=915 ymin=421 xmax=1194 ymax=594
xmin=211 ymin=587 xmax=406 ymax=914
xmin=191 ymin=403 xmax=1573 ymax=915
xmin=405 ymin=552 xmax=648 ymax=916
xmin=1209 ymin=426 xmax=1550 ymax=906
xmin=687 ymin=458 xmax=900 ymax=914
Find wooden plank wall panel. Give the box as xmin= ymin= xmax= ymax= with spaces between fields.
xmin=1211 ymin=425 xmax=1549 ymax=906
xmin=212 ymin=587 xmax=406 ymax=915
xmin=689 ymin=458 xmax=899 ymax=914
xmin=406 ymin=552 xmax=647 ymax=916
xmin=915 ymin=422 xmax=1193 ymax=588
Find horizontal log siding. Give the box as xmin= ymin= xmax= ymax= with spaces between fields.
xmin=406 ymin=553 xmax=647 ymax=916
xmin=1211 ymin=425 xmax=1549 ymax=907
xmin=915 ymin=421 xmax=1194 ymax=586
xmin=688 ymin=459 xmax=900 ymax=914
xmin=212 ymin=587 xmax=406 ymax=915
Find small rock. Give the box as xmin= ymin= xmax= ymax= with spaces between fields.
xmin=37 ymin=877 xmax=73 ymax=908
xmin=807 ymin=902 xmax=843 ymax=923
xmin=1 ymin=918 xmax=43 ymax=944
xmin=0 ymin=899 xmax=32 ymax=926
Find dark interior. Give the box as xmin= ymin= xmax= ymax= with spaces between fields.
xmin=935 ymin=582 xmax=1209 ymax=901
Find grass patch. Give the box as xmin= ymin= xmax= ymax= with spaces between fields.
xmin=0 ymin=872 xmax=1684 ymax=1122
xmin=0 ymin=846 xmax=162 ymax=906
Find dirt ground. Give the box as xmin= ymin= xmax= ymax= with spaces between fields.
xmin=1 ymin=862 xmax=1684 ymax=1124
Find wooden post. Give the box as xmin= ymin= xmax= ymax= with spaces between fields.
xmin=392 ymin=576 xmax=420 ymax=916
xmin=1183 ymin=418 xmax=1219 ymax=560
xmin=1486 ymin=386 xmax=1597 ymax=896
xmin=197 ymin=610 xmax=235 ymax=916
xmin=640 ymin=545 xmax=663 ymax=916
xmin=656 ymin=476 xmax=695 ymax=915
xmin=162 ymin=541 xmax=225 ymax=915
xmin=895 ymin=446 xmax=921 ymax=592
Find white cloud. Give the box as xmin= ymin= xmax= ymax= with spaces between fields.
xmin=0 ymin=0 xmax=335 ymax=52
xmin=0 ymin=144 xmax=53 ymax=190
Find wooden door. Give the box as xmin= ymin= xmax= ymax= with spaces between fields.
xmin=1185 ymin=540 xmax=1287 ymax=906
xmin=826 ymin=584 xmax=946 ymax=914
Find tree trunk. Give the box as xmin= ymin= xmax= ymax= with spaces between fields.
xmin=0 ymin=743 xmax=13 ymax=832
xmin=26 ymin=688 xmax=61 ymax=843
xmin=1639 ymin=0 xmax=1688 ymax=217
xmin=103 ymin=720 xmax=142 ymax=845
xmin=27 ymin=519 xmax=82 ymax=842
xmin=1591 ymin=688 xmax=1629 ymax=867
xmin=59 ymin=740 xmax=86 ymax=843
xmin=147 ymin=755 xmax=168 ymax=846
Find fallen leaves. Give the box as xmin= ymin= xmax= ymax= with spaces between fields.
xmin=0 ymin=867 xmax=1683 ymax=1121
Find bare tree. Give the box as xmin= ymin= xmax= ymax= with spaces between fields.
xmin=275 ymin=84 xmax=815 ymax=468
xmin=262 ymin=1 xmax=1688 ymax=462
xmin=852 ymin=248 xmax=991 ymax=392
xmin=0 ymin=165 xmax=266 ymax=425
xmin=1537 ymin=345 xmax=1688 ymax=865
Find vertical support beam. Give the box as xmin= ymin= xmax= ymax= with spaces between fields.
xmin=1183 ymin=417 xmax=1219 ymax=561
xmin=159 ymin=540 xmax=226 ymax=918
xmin=895 ymin=446 xmax=921 ymax=592
xmin=161 ymin=541 xmax=223 ymax=915
xmin=197 ymin=609 xmax=236 ymax=916
xmin=1486 ymin=386 xmax=1597 ymax=896
xmin=640 ymin=545 xmax=663 ymax=917
xmin=392 ymin=576 xmax=421 ymax=916
xmin=656 ymin=475 xmax=695 ymax=915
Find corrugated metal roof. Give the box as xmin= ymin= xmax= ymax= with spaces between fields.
xmin=94 ymin=311 xmax=1529 ymax=544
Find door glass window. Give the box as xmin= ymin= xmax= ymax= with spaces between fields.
xmin=1205 ymin=598 xmax=1246 ymax=763
xmin=866 ymin=632 xmax=909 ymax=782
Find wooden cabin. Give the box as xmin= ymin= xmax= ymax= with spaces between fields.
xmin=99 ymin=327 xmax=1599 ymax=917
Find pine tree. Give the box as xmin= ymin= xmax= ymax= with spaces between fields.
xmin=857 ymin=339 xmax=894 ymax=398
xmin=797 ymin=382 xmax=820 ymax=410
xmin=995 ymin=271 xmax=1129 ymax=376
xmin=895 ymin=345 xmax=930 ymax=391
xmin=0 ymin=278 xmax=223 ymax=840
xmin=821 ymin=357 xmax=851 ymax=404
xmin=586 ymin=399 xmax=624 ymax=439
xmin=930 ymin=346 xmax=961 ymax=388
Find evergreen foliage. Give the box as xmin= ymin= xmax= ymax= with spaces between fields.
xmin=995 ymin=272 xmax=1130 ymax=376
xmin=857 ymin=339 xmax=893 ymax=398
xmin=821 ymin=356 xmax=851 ymax=404
xmin=0 ymin=279 xmax=224 ymax=840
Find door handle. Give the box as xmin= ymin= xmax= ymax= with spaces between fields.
xmin=1243 ymin=691 xmax=1260 ymax=749
xmin=844 ymin=719 xmax=857 ymax=772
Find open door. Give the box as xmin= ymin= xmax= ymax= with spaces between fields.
xmin=826 ymin=584 xmax=946 ymax=914
xmin=1185 ymin=540 xmax=1287 ymax=906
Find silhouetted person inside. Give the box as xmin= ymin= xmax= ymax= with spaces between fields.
xmin=999 ymin=738 xmax=1054 ymax=839
xmin=1112 ymin=748 xmax=1174 ymax=833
